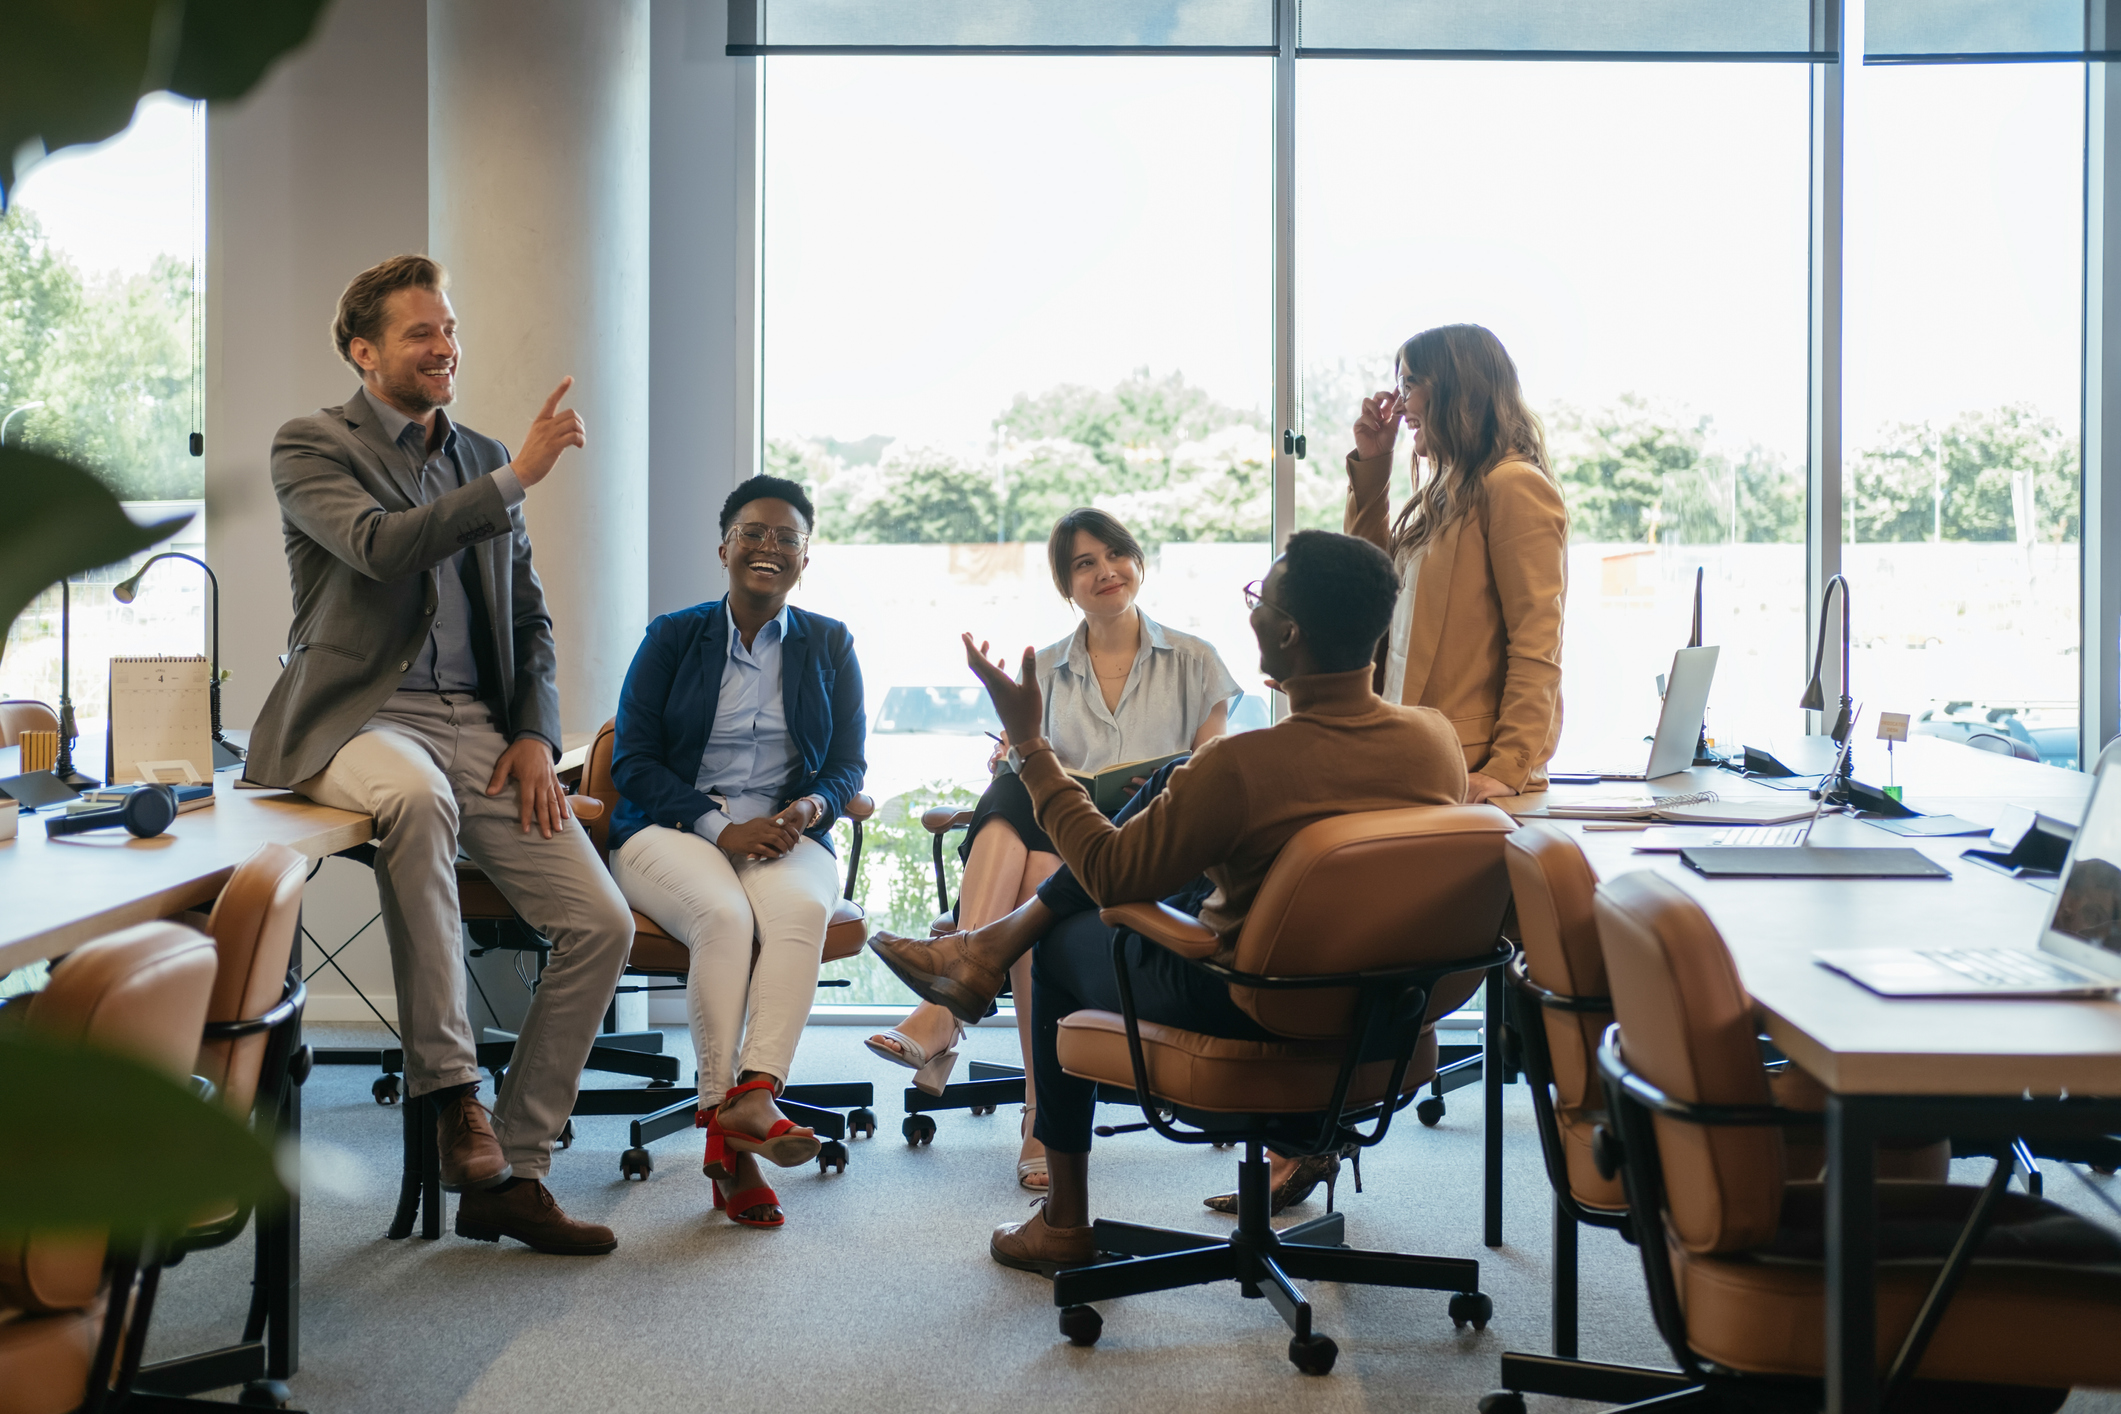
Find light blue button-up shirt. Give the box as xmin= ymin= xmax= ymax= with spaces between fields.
xmin=691 ymin=605 xmax=798 ymax=843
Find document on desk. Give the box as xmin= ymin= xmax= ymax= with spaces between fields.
xmin=1524 ymin=791 xmax=1817 ymax=826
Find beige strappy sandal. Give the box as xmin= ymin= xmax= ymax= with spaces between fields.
xmin=1018 ymin=1105 xmax=1048 ymax=1190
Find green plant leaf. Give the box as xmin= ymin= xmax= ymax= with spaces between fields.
xmin=167 ymin=0 xmax=333 ymax=102
xmin=0 ymin=446 xmax=191 ymax=665
xmin=0 ymin=1029 xmax=284 ymax=1234
xmin=2 ymin=0 xmax=332 ymax=206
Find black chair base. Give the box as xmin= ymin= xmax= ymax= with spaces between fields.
xmin=1050 ymin=1146 xmax=1486 ymax=1375
xmin=1481 ymin=1351 xmax=1696 ymax=1410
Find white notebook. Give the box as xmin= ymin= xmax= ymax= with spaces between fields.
xmin=107 ymin=655 xmax=212 ymax=785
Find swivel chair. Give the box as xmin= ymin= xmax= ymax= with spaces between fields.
xmin=1548 ymin=870 xmax=2121 ymax=1413
xmin=0 ymin=699 xmax=59 ymax=747
xmin=0 ymin=922 xmax=219 ymax=1414
xmin=1046 ymin=804 xmax=1517 ymax=1372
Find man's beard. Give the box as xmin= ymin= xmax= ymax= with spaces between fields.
xmin=379 ymin=366 xmax=453 ymax=415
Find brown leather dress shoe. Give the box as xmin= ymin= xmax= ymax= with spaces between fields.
xmin=454 ymin=1180 xmax=617 ymax=1255
xmin=990 ymin=1201 xmax=1097 ymax=1277
xmin=435 ymin=1087 xmax=512 ymax=1193
xmin=868 ymin=930 xmax=1009 ymax=1025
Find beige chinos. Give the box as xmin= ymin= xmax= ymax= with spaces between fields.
xmin=301 ymin=690 xmax=633 ymax=1179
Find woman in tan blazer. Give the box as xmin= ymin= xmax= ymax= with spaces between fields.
xmin=1345 ymin=323 xmax=1567 ymax=801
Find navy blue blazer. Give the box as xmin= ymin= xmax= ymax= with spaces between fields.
xmin=608 ymin=599 xmax=866 ymax=856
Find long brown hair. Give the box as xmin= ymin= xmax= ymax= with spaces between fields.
xmin=1389 ymin=324 xmax=1553 ymax=562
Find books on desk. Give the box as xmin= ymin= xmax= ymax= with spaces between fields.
xmin=69 ymin=782 xmax=214 ymax=816
xmin=1525 ymin=790 xmax=1818 ymax=826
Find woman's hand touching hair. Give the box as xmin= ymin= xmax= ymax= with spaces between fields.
xmin=1353 ymin=388 xmax=1404 ymax=463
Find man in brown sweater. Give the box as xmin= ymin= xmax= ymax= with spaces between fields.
xmin=871 ymin=530 xmax=1468 ymax=1274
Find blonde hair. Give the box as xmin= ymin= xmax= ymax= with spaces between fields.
xmin=1389 ymin=324 xmax=1554 ymax=562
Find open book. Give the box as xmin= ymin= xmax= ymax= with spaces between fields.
xmin=1525 ymin=790 xmax=1818 ymax=826
xmin=1067 ymin=752 xmax=1188 ymax=816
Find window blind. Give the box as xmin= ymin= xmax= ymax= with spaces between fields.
xmin=1864 ymin=0 xmax=2109 ymax=63
xmin=727 ymin=0 xmax=1277 ymax=55
xmin=1296 ymin=0 xmax=1830 ymax=60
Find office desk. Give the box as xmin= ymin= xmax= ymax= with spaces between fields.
xmin=0 ymin=773 xmax=371 ymax=1396
xmin=1506 ymin=744 xmax=2119 ymax=1413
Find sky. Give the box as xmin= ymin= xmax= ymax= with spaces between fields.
xmin=11 ymin=93 xmax=202 ymax=281
xmin=762 ymin=31 xmax=2084 ymax=464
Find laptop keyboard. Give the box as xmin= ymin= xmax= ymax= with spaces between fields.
xmin=1712 ymin=824 xmax=1808 ymax=847
xmin=1920 ymin=949 xmax=2095 ymax=989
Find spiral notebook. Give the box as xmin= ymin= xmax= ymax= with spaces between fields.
xmin=107 ymin=655 xmax=212 ymax=785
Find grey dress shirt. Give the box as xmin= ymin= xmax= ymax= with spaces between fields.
xmin=1027 ymin=611 xmax=1242 ymax=773
xmin=358 ymin=387 xmax=525 ymax=694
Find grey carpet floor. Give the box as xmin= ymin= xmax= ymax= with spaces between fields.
xmin=140 ymin=1022 xmax=2121 ymax=1414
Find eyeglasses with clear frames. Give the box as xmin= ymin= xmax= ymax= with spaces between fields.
xmin=1243 ymin=579 xmax=1289 ymax=618
xmin=727 ymin=523 xmax=809 ymax=553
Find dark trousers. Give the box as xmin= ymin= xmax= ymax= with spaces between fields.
xmin=1024 ymin=757 xmax=1278 ymax=1154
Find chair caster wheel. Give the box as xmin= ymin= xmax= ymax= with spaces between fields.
xmin=237 ymin=1378 xmax=291 ymax=1408
xmin=373 ymin=1075 xmax=400 ymax=1106
xmin=1213 ymin=1142 xmax=1234 ymax=1150
xmin=849 ymin=1107 xmax=877 ymax=1138
xmin=2094 ymin=1164 xmax=2117 ymax=1176
xmin=1448 ymin=1292 xmax=1492 ymax=1331
xmin=1477 ymin=1392 xmax=1527 ymax=1413
xmin=971 ymin=1104 xmax=996 ymax=1116
xmin=1417 ymin=1097 xmax=1446 ymax=1127
xmin=1059 ymin=1304 xmax=1102 ymax=1346
xmin=556 ymin=1119 xmax=575 ymax=1150
xmin=903 ymin=1114 xmax=936 ymax=1145
xmin=648 ymin=1078 xmax=675 ymax=1090
xmin=1287 ymin=1334 xmax=1338 ymax=1375
xmin=620 ymin=1147 xmax=652 ymax=1180
xmin=818 ymin=1139 xmax=849 ymax=1174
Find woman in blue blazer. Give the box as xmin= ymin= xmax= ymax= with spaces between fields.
xmin=608 ymin=475 xmax=865 ymax=1228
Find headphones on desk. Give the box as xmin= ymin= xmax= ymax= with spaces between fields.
xmin=45 ymin=784 xmax=180 ymax=840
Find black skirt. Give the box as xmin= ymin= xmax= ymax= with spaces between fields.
xmin=959 ymin=767 xmax=1054 ymax=864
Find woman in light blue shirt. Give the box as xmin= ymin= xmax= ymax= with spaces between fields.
xmin=868 ymin=508 xmax=1239 ymax=1188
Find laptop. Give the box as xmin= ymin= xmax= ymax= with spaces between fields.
xmin=1571 ymin=646 xmax=1718 ymax=782
xmin=1814 ymin=742 xmax=2121 ymax=998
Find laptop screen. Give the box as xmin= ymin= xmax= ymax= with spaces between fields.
xmin=2042 ymin=745 xmax=2121 ymax=974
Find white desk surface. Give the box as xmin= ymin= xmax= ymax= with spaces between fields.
xmin=0 ymin=774 xmax=372 ymax=973
xmin=1502 ymin=737 xmax=2121 ymax=1097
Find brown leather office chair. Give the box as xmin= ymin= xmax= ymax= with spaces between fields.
xmin=1045 ymin=804 xmax=1516 ymax=1373
xmin=1489 ymin=824 xmax=1953 ymax=1412
xmin=0 ymin=922 xmax=218 ymax=1414
xmin=1559 ymin=870 xmax=2121 ymax=1414
xmin=0 ymin=699 xmax=59 ymax=748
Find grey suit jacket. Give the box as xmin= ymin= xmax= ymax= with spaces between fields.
xmin=242 ymin=387 xmax=562 ymax=788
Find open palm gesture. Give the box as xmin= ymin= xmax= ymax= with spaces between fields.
xmin=963 ymin=633 xmax=1042 ymax=747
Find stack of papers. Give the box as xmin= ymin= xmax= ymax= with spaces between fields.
xmin=1526 ymin=791 xmax=1818 ymax=826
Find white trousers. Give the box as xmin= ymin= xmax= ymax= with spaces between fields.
xmin=611 ymin=825 xmax=840 ymax=1101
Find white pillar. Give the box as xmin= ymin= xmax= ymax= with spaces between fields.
xmin=428 ymin=0 xmax=650 ymax=736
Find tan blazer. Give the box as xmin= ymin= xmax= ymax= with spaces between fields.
xmin=1345 ymin=451 xmax=1568 ymax=794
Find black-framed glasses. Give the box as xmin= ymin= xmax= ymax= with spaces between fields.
xmin=1242 ymin=579 xmax=1289 ymax=618
xmin=727 ymin=523 xmax=809 ymax=553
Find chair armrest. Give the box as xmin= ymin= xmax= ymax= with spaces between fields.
xmin=567 ymin=795 xmax=606 ymax=822
xmin=844 ymin=793 xmax=876 ymax=822
xmin=922 ymin=806 xmax=975 ymax=834
xmin=1100 ymin=902 xmax=1220 ymax=959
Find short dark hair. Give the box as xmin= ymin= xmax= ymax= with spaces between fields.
xmin=333 ymin=254 xmax=446 ymax=370
xmin=1046 ymin=508 xmax=1145 ymax=600
xmin=1277 ymin=530 xmax=1399 ymax=673
xmin=719 ymin=475 xmax=816 ymax=535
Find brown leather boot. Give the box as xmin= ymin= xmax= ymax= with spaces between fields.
xmin=434 ymin=1086 xmax=511 ymax=1193
xmin=989 ymin=1201 xmax=1096 ymax=1277
xmin=454 ymin=1180 xmax=617 ymax=1255
xmin=867 ymin=929 xmax=1010 ymax=1024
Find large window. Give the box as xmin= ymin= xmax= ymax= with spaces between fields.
xmin=763 ymin=56 xmax=1272 ymax=997
xmin=1843 ymin=24 xmax=2085 ymax=766
xmin=0 ymin=94 xmax=206 ymax=761
xmin=1297 ymin=60 xmax=1810 ymax=764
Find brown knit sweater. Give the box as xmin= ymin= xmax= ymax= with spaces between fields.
xmin=1018 ymin=665 xmax=1469 ymax=949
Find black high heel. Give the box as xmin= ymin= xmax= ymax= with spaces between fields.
xmin=1202 ymin=1152 xmax=1341 ymax=1216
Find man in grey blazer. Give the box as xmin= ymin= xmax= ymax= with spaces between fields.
xmin=245 ymin=254 xmax=632 ymax=1255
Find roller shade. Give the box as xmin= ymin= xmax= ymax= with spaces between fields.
xmin=1297 ymin=0 xmax=1831 ymax=60
xmin=1864 ymin=0 xmax=2115 ymax=63
xmin=726 ymin=0 xmax=1277 ymax=55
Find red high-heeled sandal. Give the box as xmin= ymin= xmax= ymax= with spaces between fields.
xmin=697 ymin=1106 xmax=735 ymax=1182
xmin=713 ymin=1078 xmax=821 ymax=1169
xmin=713 ymin=1177 xmax=784 ymax=1229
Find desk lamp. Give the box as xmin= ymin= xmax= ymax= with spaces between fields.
xmin=1798 ymin=572 xmax=1853 ymax=798
xmin=51 ymin=577 xmax=98 ymax=788
xmin=112 ymin=551 xmax=244 ymax=768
